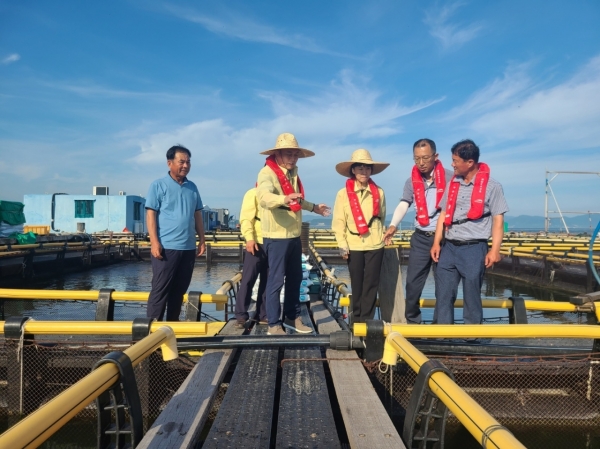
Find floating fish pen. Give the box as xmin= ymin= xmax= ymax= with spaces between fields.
xmin=0 ymin=242 xmax=599 ymax=447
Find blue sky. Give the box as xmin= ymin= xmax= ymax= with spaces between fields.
xmin=1 ymin=0 xmax=600 ymax=221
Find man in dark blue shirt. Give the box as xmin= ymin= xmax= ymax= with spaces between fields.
xmin=145 ymin=145 xmax=206 ymax=321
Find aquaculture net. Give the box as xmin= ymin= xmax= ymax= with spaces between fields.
xmin=0 ymin=338 xmax=196 ymax=448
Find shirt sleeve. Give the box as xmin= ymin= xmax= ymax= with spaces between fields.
xmin=257 ymin=168 xmax=286 ymax=209
xmin=145 ymin=181 xmax=160 ymax=211
xmin=488 ymin=181 xmax=509 ymax=216
xmin=401 ymin=177 xmax=413 ymax=205
xmin=195 ymin=186 xmax=204 ymax=211
xmin=379 ymin=188 xmax=386 ymax=226
xmin=239 ymin=189 xmax=257 ymax=242
xmin=331 ymin=190 xmax=348 ymax=249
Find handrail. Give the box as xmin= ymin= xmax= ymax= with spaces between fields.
xmin=0 ymin=288 xmax=228 ymax=304
xmin=338 ymin=296 xmax=591 ymax=312
xmin=354 ymin=322 xmax=600 ymax=339
xmin=309 ymin=245 xmax=350 ymax=296
xmin=0 ymin=320 xmax=226 ymax=336
xmin=0 ymin=326 xmax=178 ymax=449
xmin=382 ymin=332 xmax=525 ymax=449
xmin=216 ymin=272 xmax=243 ymax=295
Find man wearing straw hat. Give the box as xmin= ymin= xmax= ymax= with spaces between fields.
xmin=383 ymin=138 xmax=453 ymax=324
xmin=257 ymin=133 xmax=331 ymax=335
xmin=332 ymin=149 xmax=389 ymax=324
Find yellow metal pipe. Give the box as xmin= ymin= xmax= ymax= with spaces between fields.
xmin=342 ymin=297 xmax=579 ymax=312
xmin=354 ymin=323 xmax=600 ymax=339
xmin=384 ymin=333 xmax=525 ymax=449
xmin=0 ymin=288 xmax=228 ymax=304
xmin=0 ymin=320 xmax=211 ymax=336
xmin=0 ymin=326 xmax=177 ymax=449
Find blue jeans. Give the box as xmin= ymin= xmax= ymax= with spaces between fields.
xmin=433 ymin=241 xmax=488 ymax=324
xmin=262 ymin=237 xmax=302 ymax=326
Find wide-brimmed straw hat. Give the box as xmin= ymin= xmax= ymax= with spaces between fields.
xmin=335 ymin=149 xmax=389 ymax=177
xmin=260 ymin=133 xmax=315 ymax=158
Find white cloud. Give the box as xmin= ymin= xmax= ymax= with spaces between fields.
xmin=446 ymin=55 xmax=600 ymax=153
xmin=164 ymin=5 xmax=353 ymax=57
xmin=1 ymin=53 xmax=20 ymax=65
xmin=131 ymin=72 xmax=443 ymax=166
xmin=424 ymin=2 xmax=482 ymax=50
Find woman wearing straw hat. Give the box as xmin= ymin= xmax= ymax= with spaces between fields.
xmin=332 ymin=149 xmax=389 ymax=324
xmin=257 ymin=133 xmax=331 ymax=335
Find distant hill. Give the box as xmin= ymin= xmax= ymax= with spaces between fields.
xmin=307 ymin=212 xmax=600 ymax=234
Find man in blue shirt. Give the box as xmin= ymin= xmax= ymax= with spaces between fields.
xmin=145 ymin=145 xmax=206 ymax=321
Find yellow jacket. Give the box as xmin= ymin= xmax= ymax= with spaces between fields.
xmin=332 ymin=183 xmax=386 ymax=251
xmin=257 ymin=164 xmax=314 ymax=239
xmin=239 ymin=188 xmax=263 ymax=244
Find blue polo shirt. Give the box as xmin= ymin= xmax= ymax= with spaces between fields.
xmin=145 ymin=173 xmax=204 ymax=250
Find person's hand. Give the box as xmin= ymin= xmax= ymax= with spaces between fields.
xmin=284 ymin=192 xmax=303 ymax=205
xmin=197 ymin=241 xmax=206 ymax=257
xmin=485 ymin=249 xmax=502 ymax=268
xmin=313 ymin=204 xmax=331 ymax=217
xmin=340 ymin=247 xmax=349 ymax=260
xmin=384 ymin=225 xmax=397 ymax=246
xmin=430 ymin=242 xmax=441 ymax=262
xmin=151 ymin=241 xmax=163 ymax=260
xmin=246 ymin=240 xmax=259 ymax=255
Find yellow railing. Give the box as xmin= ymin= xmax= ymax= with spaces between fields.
xmin=382 ymin=332 xmax=525 ymax=449
xmin=340 ymin=296 xmax=593 ymax=313
xmin=354 ymin=323 xmax=600 ymax=339
xmin=0 ymin=326 xmax=178 ymax=449
xmin=0 ymin=288 xmax=227 ymax=304
xmin=0 ymin=320 xmax=227 ymax=337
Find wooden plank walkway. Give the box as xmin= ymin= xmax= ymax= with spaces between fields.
xmin=311 ymin=298 xmax=406 ymax=449
xmin=137 ymin=320 xmax=243 ymax=449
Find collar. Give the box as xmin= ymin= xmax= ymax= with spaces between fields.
xmin=167 ymin=172 xmax=188 ymax=185
xmin=353 ymin=181 xmax=372 ymax=193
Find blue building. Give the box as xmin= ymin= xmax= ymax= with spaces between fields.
xmin=23 ymin=191 xmax=228 ymax=234
xmin=24 ymin=192 xmax=146 ymax=234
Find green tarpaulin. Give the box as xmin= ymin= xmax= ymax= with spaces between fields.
xmin=9 ymin=231 xmax=37 ymax=245
xmin=0 ymin=200 xmax=26 ymax=225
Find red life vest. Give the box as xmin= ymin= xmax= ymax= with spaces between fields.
xmin=444 ymin=163 xmax=490 ymax=226
xmin=265 ymin=155 xmax=305 ymax=212
xmin=412 ymin=161 xmax=446 ymax=227
xmin=346 ymin=178 xmax=380 ymax=236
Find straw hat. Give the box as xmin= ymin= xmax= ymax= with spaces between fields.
xmin=335 ymin=149 xmax=390 ymax=177
xmin=260 ymin=133 xmax=315 ymax=158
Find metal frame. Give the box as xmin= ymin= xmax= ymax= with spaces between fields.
xmin=544 ymin=170 xmax=600 ymax=233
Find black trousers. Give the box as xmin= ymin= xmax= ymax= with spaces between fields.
xmin=405 ymin=232 xmax=436 ymax=324
xmin=235 ymin=244 xmax=268 ymax=322
xmin=147 ymin=249 xmax=196 ymax=321
xmin=347 ymin=247 xmax=385 ymax=323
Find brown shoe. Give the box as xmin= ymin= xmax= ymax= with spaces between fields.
xmin=283 ymin=317 xmax=313 ymax=334
xmin=267 ymin=325 xmax=286 ymax=335
xmin=234 ymin=320 xmax=247 ymax=330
